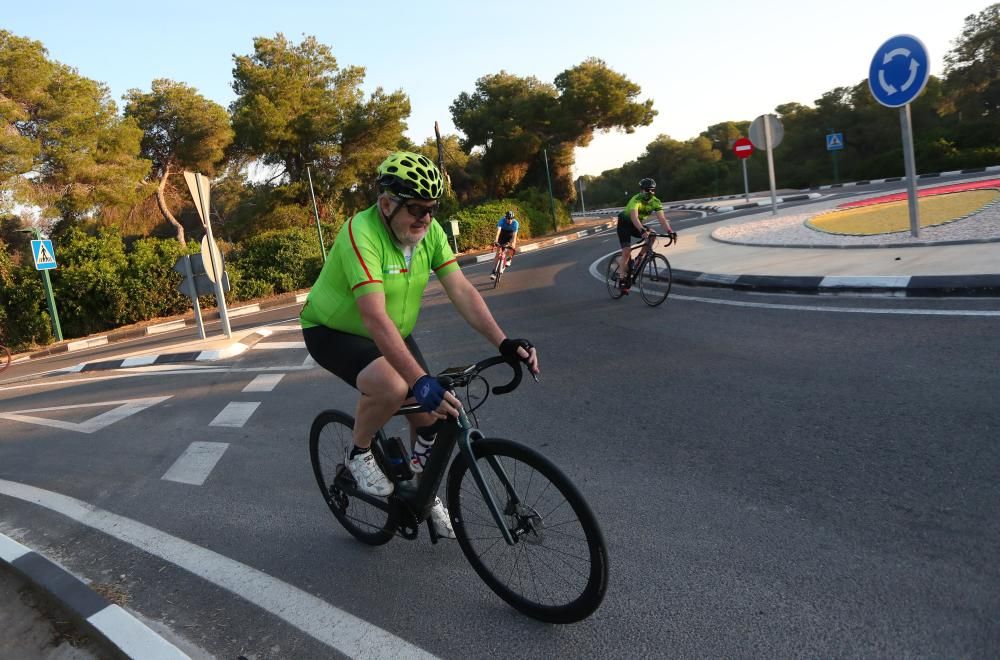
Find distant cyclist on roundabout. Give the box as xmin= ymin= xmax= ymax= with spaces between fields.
xmin=616 ymin=177 xmax=675 ymax=293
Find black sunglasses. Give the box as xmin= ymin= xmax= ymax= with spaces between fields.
xmin=397 ymin=199 xmax=438 ymax=218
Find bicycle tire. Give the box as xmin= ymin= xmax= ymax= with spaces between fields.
xmin=638 ymin=253 xmax=672 ymax=307
xmin=605 ymin=256 xmax=624 ymax=300
xmin=309 ymin=410 xmax=394 ymax=545
xmin=447 ymin=438 xmax=608 ymax=623
xmin=493 ymin=262 xmax=502 ymax=289
xmin=0 ymin=345 xmax=10 ymax=373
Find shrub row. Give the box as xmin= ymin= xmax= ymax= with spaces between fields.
xmin=1 ymin=196 xmax=569 ymax=352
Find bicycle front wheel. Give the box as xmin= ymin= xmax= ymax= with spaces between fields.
xmin=447 ymin=438 xmax=609 ymax=623
xmin=605 ymin=256 xmax=624 ymax=299
xmin=309 ymin=410 xmax=394 ymax=545
xmin=638 ymin=253 xmax=672 ymax=306
xmin=0 ymin=345 xmax=10 ymax=373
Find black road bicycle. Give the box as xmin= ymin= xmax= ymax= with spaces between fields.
xmin=309 ymin=355 xmax=609 ymax=624
xmin=606 ymin=230 xmax=676 ymax=306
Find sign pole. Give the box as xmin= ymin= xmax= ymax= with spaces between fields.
xmin=741 ymin=159 xmax=750 ymax=204
xmin=194 ymin=173 xmax=232 ymax=338
xmin=900 ymin=105 xmax=921 ymax=237
xmin=41 ymin=269 xmax=63 ymax=341
xmin=182 ymin=255 xmax=206 ymax=339
xmin=764 ymin=117 xmax=778 ymax=216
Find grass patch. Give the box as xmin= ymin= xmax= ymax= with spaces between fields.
xmin=807 ymin=189 xmax=1000 ymax=235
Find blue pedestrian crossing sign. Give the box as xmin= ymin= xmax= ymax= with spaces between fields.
xmin=869 ymin=34 xmax=930 ymax=108
xmin=826 ymin=133 xmax=844 ymax=151
xmin=31 ymin=239 xmax=57 ymax=270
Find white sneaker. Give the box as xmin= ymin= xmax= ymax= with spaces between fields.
xmin=409 ymin=437 xmax=434 ymax=474
xmin=345 ymin=448 xmax=394 ymax=496
xmin=429 ymin=496 xmax=456 ymax=538
xmin=490 ymin=273 xmax=496 ymax=280
xmin=505 ymin=259 xmax=512 ymax=268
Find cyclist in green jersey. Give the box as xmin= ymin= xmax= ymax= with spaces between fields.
xmin=616 ymin=178 xmax=675 ymax=293
xmin=301 ymin=151 xmax=539 ymax=537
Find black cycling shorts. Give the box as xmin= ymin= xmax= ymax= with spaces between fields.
xmin=616 ymin=215 xmax=644 ymax=247
xmin=302 ymin=325 xmax=429 ymax=391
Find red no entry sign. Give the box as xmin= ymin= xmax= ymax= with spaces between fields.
xmin=733 ymin=137 xmax=753 ymax=159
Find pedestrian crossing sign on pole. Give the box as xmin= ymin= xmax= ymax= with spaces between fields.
xmin=31 ymin=239 xmax=57 ymax=270
xmin=826 ymin=132 xmax=844 ymax=151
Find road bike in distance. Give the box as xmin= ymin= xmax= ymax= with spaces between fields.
xmin=309 ymin=355 xmax=609 ymax=623
xmin=606 ymin=230 xmax=676 ymax=306
xmin=0 ymin=344 xmax=11 ymax=373
xmin=490 ymin=243 xmax=516 ymax=289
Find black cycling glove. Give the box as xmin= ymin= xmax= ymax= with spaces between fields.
xmin=499 ymin=338 xmax=534 ymax=362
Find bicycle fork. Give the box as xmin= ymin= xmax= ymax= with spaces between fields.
xmin=456 ymin=411 xmax=518 ymax=546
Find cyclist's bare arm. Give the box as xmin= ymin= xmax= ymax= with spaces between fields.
xmin=438 ymin=269 xmax=506 ymax=348
xmin=630 ymin=208 xmax=647 ymax=234
xmin=655 ymin=210 xmax=674 ymax=234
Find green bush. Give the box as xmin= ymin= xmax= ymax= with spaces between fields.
xmin=50 ymin=227 xmax=131 ymax=337
xmin=448 ymin=199 xmax=532 ymax=252
xmin=227 ymin=228 xmax=323 ymax=295
xmin=0 ymin=244 xmax=53 ymax=351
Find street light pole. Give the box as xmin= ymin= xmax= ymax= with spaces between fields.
xmin=305 ymin=163 xmax=327 ymax=262
xmin=542 ymin=148 xmax=557 ymax=232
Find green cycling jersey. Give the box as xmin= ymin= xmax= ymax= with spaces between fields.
xmin=299 ymin=204 xmax=459 ymax=338
xmin=618 ymin=192 xmax=663 ymax=222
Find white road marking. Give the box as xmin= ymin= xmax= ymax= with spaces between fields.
xmin=161 ymin=442 xmax=230 ymax=485
xmin=0 ymin=396 xmax=171 ymax=434
xmin=251 ymin=341 xmax=305 ymax=349
xmin=302 ymin=354 xmax=316 ymax=368
xmin=0 ymin=365 xmax=314 ymax=394
xmin=587 ymin=252 xmax=1000 ymax=317
xmin=0 ymin=479 xmax=439 ymax=660
xmin=242 ymin=374 xmax=284 ymax=392
xmin=209 ymin=402 xmax=260 ymax=427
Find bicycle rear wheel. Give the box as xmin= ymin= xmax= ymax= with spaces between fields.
xmin=0 ymin=345 xmax=10 ymax=373
xmin=447 ymin=438 xmax=608 ymax=623
xmin=605 ymin=256 xmax=624 ymax=299
xmin=309 ymin=410 xmax=394 ymax=545
xmin=638 ymin=253 xmax=672 ymax=307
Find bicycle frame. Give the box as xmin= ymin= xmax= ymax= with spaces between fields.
xmin=338 ymin=368 xmax=522 ymax=545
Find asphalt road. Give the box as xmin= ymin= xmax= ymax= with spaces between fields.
xmin=2 ymin=219 xmax=999 ymax=658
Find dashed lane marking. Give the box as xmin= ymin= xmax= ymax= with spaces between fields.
xmin=209 ymin=402 xmax=260 ymax=427
xmin=0 ymin=479 xmax=439 ymax=659
xmin=161 ymin=442 xmax=230 ymax=486
xmin=242 ymin=374 xmax=285 ymax=392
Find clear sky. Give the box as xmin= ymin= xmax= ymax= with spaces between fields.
xmin=5 ymin=0 xmax=992 ymax=177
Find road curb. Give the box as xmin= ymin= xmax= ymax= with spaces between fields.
xmin=22 ymin=292 xmax=309 ymax=363
xmin=456 ymin=220 xmax=616 ymax=267
xmin=64 ymin=329 xmax=274 ymax=373
xmin=804 ymin=165 xmax=1000 ymax=191
xmin=0 ymin=533 xmax=189 ymax=659
xmin=671 ymin=269 xmax=1000 ymax=296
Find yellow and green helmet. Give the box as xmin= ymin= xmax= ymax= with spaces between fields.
xmin=376 ymin=151 xmax=443 ymax=200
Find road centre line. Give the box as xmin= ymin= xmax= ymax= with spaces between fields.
xmin=587 ymin=252 xmax=1000 ymax=317
xmin=162 ymin=442 xmax=230 ymax=486
xmin=209 ymin=402 xmax=260 ymax=427
xmin=0 ymin=479 xmax=439 ymax=659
